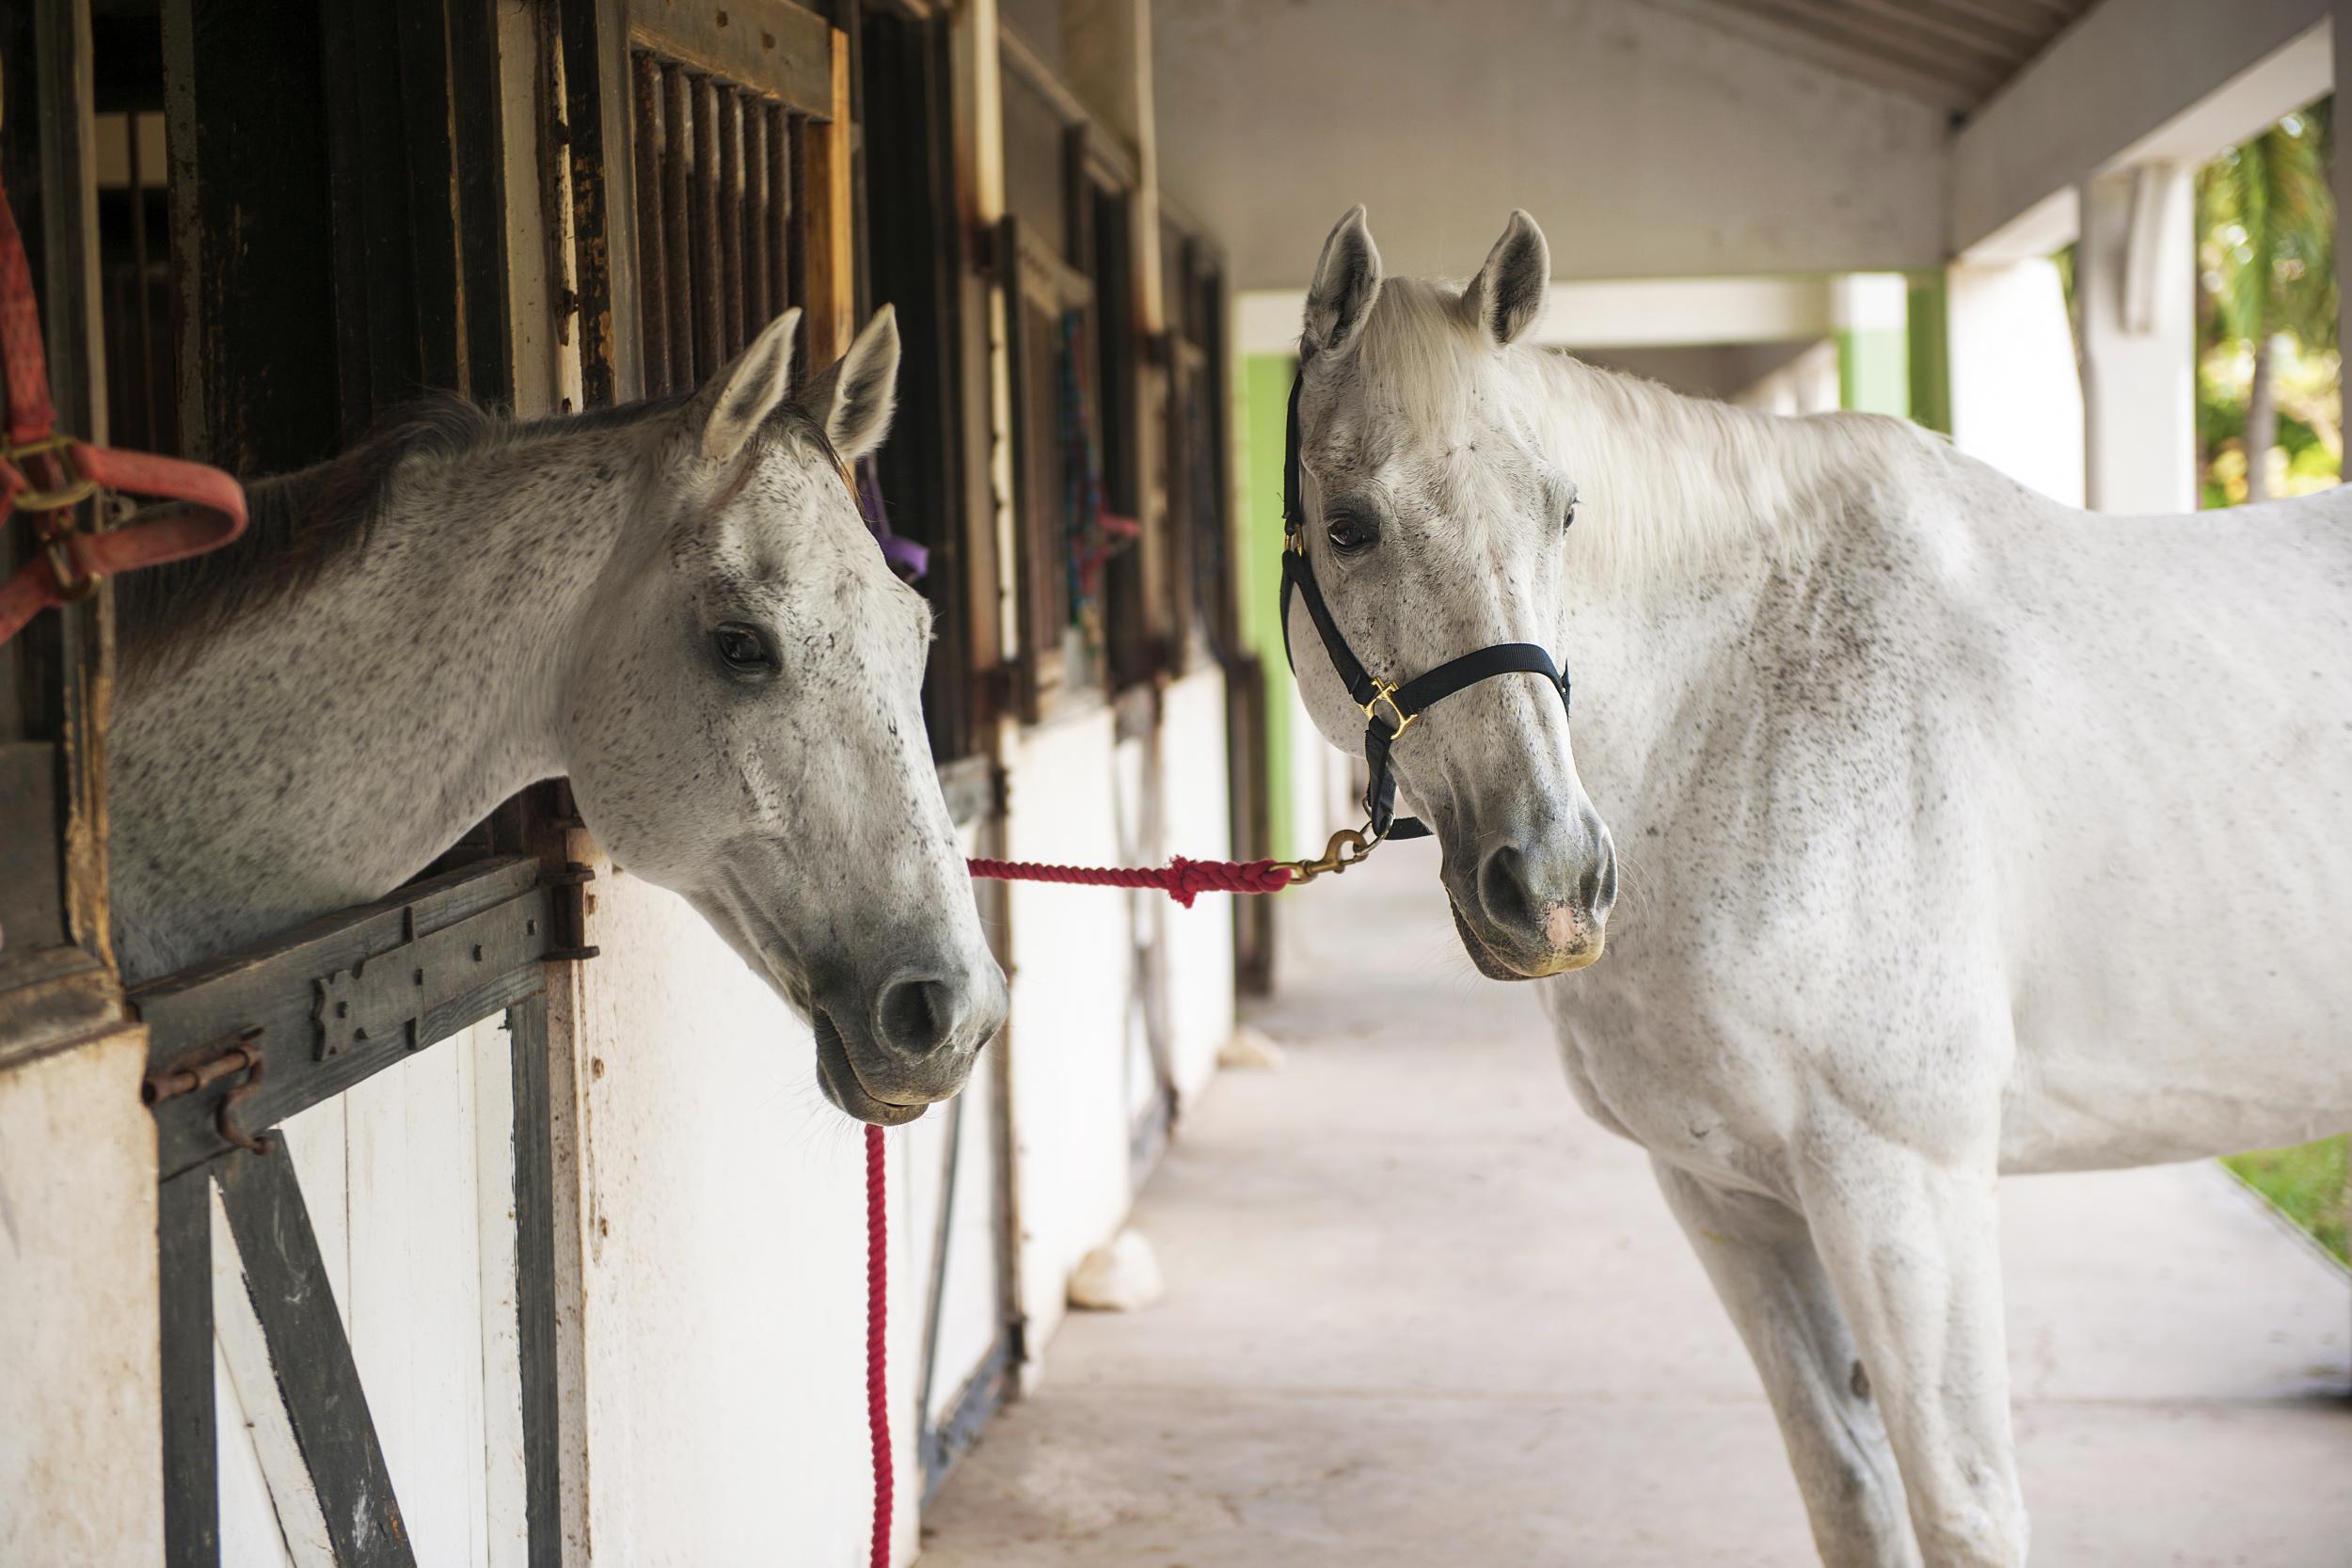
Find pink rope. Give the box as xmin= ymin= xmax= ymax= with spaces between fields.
xmin=865 ymin=1123 xmax=892 ymax=1568
xmin=966 ymin=855 xmax=1295 ymax=908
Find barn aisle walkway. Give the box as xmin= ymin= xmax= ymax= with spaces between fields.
xmin=921 ymin=839 xmax=2352 ymax=1567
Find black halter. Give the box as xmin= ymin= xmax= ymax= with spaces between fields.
xmin=1279 ymin=364 xmax=1571 ymax=857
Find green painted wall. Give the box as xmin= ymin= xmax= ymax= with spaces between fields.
xmin=1906 ymin=272 xmax=1952 ymax=436
xmin=1237 ymin=353 xmax=1299 ymax=859
xmin=1836 ymin=325 xmax=1910 ymax=416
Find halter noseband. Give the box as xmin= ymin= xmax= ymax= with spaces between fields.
xmin=1278 ymin=361 xmax=1571 ymax=875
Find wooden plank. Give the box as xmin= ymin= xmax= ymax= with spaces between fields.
xmin=719 ymin=87 xmax=747 ymax=360
xmin=216 ymin=1145 xmax=417 ymax=1568
xmin=744 ymin=98 xmax=772 ymax=331
xmin=619 ymin=0 xmax=833 ymax=118
xmin=447 ymin=0 xmax=514 ymax=408
xmin=557 ymin=0 xmax=621 ymax=407
xmin=661 ymin=62 xmax=696 ymax=381
xmin=162 ymin=0 xmax=341 ymax=473
xmin=159 ymin=1169 xmax=218 ymax=1568
xmin=506 ymin=997 xmax=563 ymax=1568
xmin=801 ymin=26 xmax=854 ymax=366
xmin=631 ymin=49 xmax=671 ymax=394
xmin=690 ymin=73 xmax=724 ymax=375
xmin=211 ymin=1181 xmax=338 ymax=1564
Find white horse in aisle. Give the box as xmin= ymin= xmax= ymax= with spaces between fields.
xmin=112 ymin=307 xmax=1006 ymax=1126
xmin=1284 ymin=205 xmax=2352 ymax=1567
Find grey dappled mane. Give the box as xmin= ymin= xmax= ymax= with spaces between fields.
xmin=117 ymin=391 xmax=700 ymax=675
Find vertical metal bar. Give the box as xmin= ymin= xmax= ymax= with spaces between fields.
xmin=507 ymin=996 xmax=562 ymax=1568
xmin=743 ymin=97 xmax=771 ymax=333
xmin=126 ymin=112 xmax=161 ymax=447
xmin=782 ymin=111 xmax=804 ymax=323
xmin=719 ymin=87 xmax=746 ymax=360
xmin=630 ymin=51 xmax=669 ymax=395
xmin=159 ymin=1168 xmax=218 ymax=1568
xmin=660 ymin=62 xmax=695 ymax=383
xmin=690 ymin=73 xmax=723 ymax=377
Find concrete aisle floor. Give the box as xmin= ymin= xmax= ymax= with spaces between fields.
xmin=921 ymin=838 xmax=2351 ymax=1567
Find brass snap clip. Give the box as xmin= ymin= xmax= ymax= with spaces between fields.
xmin=1288 ymin=825 xmax=1375 ymax=885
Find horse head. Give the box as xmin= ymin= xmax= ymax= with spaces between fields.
xmin=1290 ymin=207 xmax=1616 ymax=979
xmin=562 ymin=306 xmax=1008 ymax=1121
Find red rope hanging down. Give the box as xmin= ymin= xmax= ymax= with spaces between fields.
xmin=965 ymin=855 xmax=1295 ymax=907
xmin=865 ymin=1123 xmax=893 ymax=1568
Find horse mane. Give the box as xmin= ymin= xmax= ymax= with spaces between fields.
xmin=1348 ymin=276 xmax=1941 ymax=588
xmin=117 ymin=391 xmax=694 ymax=676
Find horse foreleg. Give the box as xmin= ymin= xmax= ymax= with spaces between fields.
xmin=1654 ymin=1158 xmax=1920 ymax=1568
xmin=1791 ymin=1127 xmax=2026 ymax=1568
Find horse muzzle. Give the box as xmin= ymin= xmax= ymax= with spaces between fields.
xmin=1444 ymin=819 xmax=1616 ymax=981
xmin=812 ymin=951 xmax=1009 ymax=1125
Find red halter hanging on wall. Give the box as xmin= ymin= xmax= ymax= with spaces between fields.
xmin=0 ymin=174 xmax=247 ymax=647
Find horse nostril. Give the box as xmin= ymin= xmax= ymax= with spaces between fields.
xmin=876 ymin=974 xmax=952 ymax=1059
xmin=1477 ymin=845 xmax=1540 ymax=936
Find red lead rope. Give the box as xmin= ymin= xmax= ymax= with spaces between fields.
xmin=967 ymin=854 xmax=1296 ymax=905
xmin=864 ymin=855 xmax=1295 ymax=1560
xmin=865 ymin=1122 xmax=893 ymax=1568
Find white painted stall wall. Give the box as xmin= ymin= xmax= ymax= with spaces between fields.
xmin=1157 ymin=667 xmax=1236 ymax=1103
xmin=0 ymin=1033 xmax=164 ymax=1567
xmin=559 ymin=866 xmax=925 ymax=1568
xmin=1152 ymin=0 xmax=1949 ymax=290
xmin=1003 ymin=706 xmax=1141 ymax=1363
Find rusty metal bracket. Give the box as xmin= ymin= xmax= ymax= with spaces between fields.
xmin=143 ymin=1027 xmax=275 ymax=1156
xmin=313 ymin=892 xmax=552 ymax=1060
xmin=541 ymin=862 xmax=600 ymax=961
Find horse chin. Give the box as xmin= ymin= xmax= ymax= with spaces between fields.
xmin=1449 ymin=901 xmax=1605 ymax=981
xmin=813 ymin=1009 xmax=930 ymax=1127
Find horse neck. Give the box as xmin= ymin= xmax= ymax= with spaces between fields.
xmin=1524 ymin=354 xmax=1925 ymax=814
xmin=112 ymin=425 xmax=651 ymax=978
xmin=1526 ymin=351 xmax=1911 ymax=596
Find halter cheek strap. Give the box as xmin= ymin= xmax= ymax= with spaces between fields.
xmin=1278 ymin=366 xmax=1571 ymax=847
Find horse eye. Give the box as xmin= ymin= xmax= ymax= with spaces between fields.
xmin=1563 ymin=500 xmax=1577 ymax=531
xmin=712 ymin=622 xmax=775 ymax=674
xmin=1327 ymin=515 xmax=1376 ymax=555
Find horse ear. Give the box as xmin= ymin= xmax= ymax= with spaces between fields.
xmin=697 ymin=307 xmax=803 ymax=464
xmin=1303 ymin=205 xmax=1381 ymax=359
xmin=1462 ymin=211 xmax=1549 ymax=347
xmin=799 ymin=305 xmax=901 ymax=463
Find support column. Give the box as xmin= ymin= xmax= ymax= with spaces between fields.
xmin=1948 ymin=259 xmax=2085 ymax=507
xmin=2076 ymin=163 xmax=2198 ymax=515
xmin=2336 ymin=1 xmax=2352 ymax=442
xmin=1833 ymin=273 xmax=1909 ymax=416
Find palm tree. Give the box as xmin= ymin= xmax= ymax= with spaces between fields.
xmin=2197 ymin=101 xmax=2334 ymax=503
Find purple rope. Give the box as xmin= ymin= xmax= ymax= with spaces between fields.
xmin=855 ymin=458 xmax=929 ymax=582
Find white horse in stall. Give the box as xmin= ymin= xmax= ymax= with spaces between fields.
xmin=112 ymin=307 xmax=1005 ymax=1126
xmin=1284 ymin=206 xmax=2352 ymax=1567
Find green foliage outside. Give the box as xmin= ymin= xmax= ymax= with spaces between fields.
xmin=2221 ymin=1135 xmax=2349 ymax=1264
xmin=2196 ymin=100 xmax=2340 ymax=507
xmin=2194 ymin=104 xmax=2350 ymax=1260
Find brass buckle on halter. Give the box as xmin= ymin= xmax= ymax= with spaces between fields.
xmin=1362 ymin=679 xmax=1417 ymax=741
xmin=1287 ymin=825 xmax=1376 ymax=885
xmin=2 ymin=433 xmax=101 ymax=515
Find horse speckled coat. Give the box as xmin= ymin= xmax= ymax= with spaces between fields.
xmin=1286 ymin=205 xmax=2352 ymax=1568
